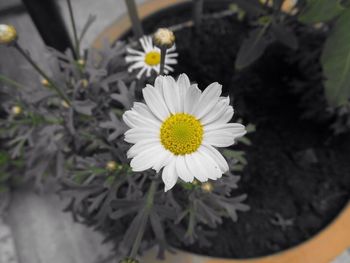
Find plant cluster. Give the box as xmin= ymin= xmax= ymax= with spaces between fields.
xmin=0 ymin=1 xmax=251 ymax=262
xmin=0 ymin=0 xmax=349 ymax=262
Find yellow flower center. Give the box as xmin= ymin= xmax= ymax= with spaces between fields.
xmin=144 ymin=51 xmax=161 ymax=66
xmin=160 ymin=113 xmax=203 ymax=155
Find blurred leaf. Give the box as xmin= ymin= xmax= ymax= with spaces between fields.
xmin=271 ymin=22 xmax=298 ymax=50
xmin=321 ymin=9 xmax=350 ymax=107
xmin=79 ymin=15 xmax=97 ymax=43
xmin=299 ymin=0 xmax=345 ymax=24
xmin=235 ymin=26 xmax=271 ymax=69
xmin=73 ymin=100 xmax=97 ymax=115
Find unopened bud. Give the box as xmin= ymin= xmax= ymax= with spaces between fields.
xmin=77 ymin=59 xmax=85 ymax=67
xmin=201 ymin=182 xmax=213 ymax=192
xmin=153 ymin=28 xmax=175 ymax=49
xmin=41 ymin=78 xmax=50 ymax=87
xmin=0 ymin=24 xmax=17 ymax=45
xmin=11 ymin=106 xmax=22 ymax=116
xmin=81 ymin=79 xmax=89 ymax=88
xmin=106 ymin=161 xmax=118 ymax=172
xmin=61 ymin=100 xmax=70 ymax=108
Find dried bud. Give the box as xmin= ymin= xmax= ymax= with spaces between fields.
xmin=153 ymin=28 xmax=175 ymax=49
xmin=259 ymin=0 xmax=298 ymax=14
xmin=81 ymin=79 xmax=89 ymax=88
xmin=41 ymin=78 xmax=50 ymax=87
xmin=119 ymin=258 xmax=139 ymax=263
xmin=0 ymin=24 xmax=17 ymax=45
xmin=77 ymin=59 xmax=85 ymax=67
xmin=61 ymin=100 xmax=70 ymax=108
xmin=281 ymin=0 xmax=298 ymax=14
xmin=106 ymin=161 xmax=118 ymax=172
xmin=11 ymin=106 xmax=22 ymax=116
xmin=201 ymin=182 xmax=213 ymax=192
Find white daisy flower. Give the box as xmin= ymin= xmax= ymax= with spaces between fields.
xmin=125 ymin=36 xmax=178 ymax=79
xmin=123 ymin=74 xmax=246 ymax=191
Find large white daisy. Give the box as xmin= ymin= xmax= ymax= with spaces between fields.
xmin=125 ymin=36 xmax=178 ymax=79
xmin=123 ymin=74 xmax=246 ymax=191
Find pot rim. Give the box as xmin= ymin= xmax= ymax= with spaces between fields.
xmin=93 ymin=0 xmax=350 ymax=262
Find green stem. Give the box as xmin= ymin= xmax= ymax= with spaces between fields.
xmin=129 ymin=180 xmax=158 ymax=259
xmin=159 ymin=47 xmax=167 ymax=76
xmin=66 ymin=0 xmax=80 ymax=59
xmin=125 ymin=0 xmax=144 ymax=39
xmin=0 ymin=74 xmax=24 ymax=89
xmin=14 ymin=43 xmax=71 ymax=105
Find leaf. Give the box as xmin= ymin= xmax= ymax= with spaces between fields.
xmin=321 ymin=9 xmax=350 ymax=107
xmin=79 ymin=14 xmax=97 ymax=42
xmin=299 ymin=0 xmax=345 ymax=24
xmin=235 ymin=27 xmax=271 ymax=69
xmin=271 ymin=22 xmax=298 ymax=50
xmin=73 ymin=100 xmax=97 ymax=115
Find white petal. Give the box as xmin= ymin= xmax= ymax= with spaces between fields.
xmin=162 ymin=76 xmax=182 ymax=113
xmin=184 ymin=84 xmax=202 ymax=114
xmin=127 ymin=139 xmax=159 ymax=158
xmin=128 ymin=61 xmax=145 ymax=72
xmin=132 ymin=102 xmax=159 ymax=122
xmin=123 ymin=110 xmax=160 ymax=129
xmin=123 ymin=111 xmax=158 ymax=129
xmin=192 ymin=82 xmax=222 ymax=119
xmin=136 ymin=67 xmax=147 ymax=79
xmin=185 ymin=154 xmax=208 ymax=182
xmin=153 ymin=147 xmax=174 ymax=173
xmin=143 ymin=84 xmax=170 ymax=121
xmin=203 ymin=123 xmax=246 ymax=147
xmin=176 ymin=74 xmax=191 ymax=111
xmin=198 ymin=148 xmax=223 ymax=179
xmin=200 ymin=144 xmax=229 ymax=173
xmin=130 ymin=145 xmax=163 ymax=172
xmin=126 ymin=47 xmax=144 ymax=56
xmin=125 ymin=55 xmax=144 ymax=63
xmin=175 ymin=155 xmax=194 ymax=182
xmin=162 ymin=159 xmax=178 ymax=191
xmin=124 ymin=128 xmax=159 ymax=144
xmin=194 ymin=151 xmax=221 ymax=180
xmin=200 ymin=97 xmax=230 ymax=125
xmin=209 ymin=106 xmax=234 ymax=126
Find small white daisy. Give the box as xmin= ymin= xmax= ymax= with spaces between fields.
xmin=125 ymin=36 xmax=178 ymax=79
xmin=123 ymin=74 xmax=246 ymax=191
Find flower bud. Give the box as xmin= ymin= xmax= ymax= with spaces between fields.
xmin=77 ymin=59 xmax=85 ymax=67
xmin=106 ymin=161 xmax=118 ymax=172
xmin=259 ymin=0 xmax=298 ymax=15
xmin=0 ymin=24 xmax=17 ymax=45
xmin=61 ymin=100 xmax=70 ymax=108
xmin=41 ymin=78 xmax=50 ymax=87
xmin=11 ymin=106 xmax=22 ymax=116
xmin=153 ymin=28 xmax=175 ymax=49
xmin=201 ymin=182 xmax=213 ymax=192
xmin=81 ymin=79 xmax=89 ymax=88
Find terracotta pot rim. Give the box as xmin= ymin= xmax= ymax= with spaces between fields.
xmin=93 ymin=0 xmax=350 ymax=262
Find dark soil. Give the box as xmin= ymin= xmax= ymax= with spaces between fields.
xmin=135 ymin=1 xmax=350 ymax=259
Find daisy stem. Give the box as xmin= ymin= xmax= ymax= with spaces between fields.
xmin=129 ymin=180 xmax=158 ymax=259
xmin=125 ymin=0 xmax=144 ymax=39
xmin=13 ymin=42 xmax=71 ymax=105
xmin=193 ymin=0 xmax=204 ymax=33
xmin=159 ymin=47 xmax=167 ymax=76
xmin=66 ymin=0 xmax=80 ymax=59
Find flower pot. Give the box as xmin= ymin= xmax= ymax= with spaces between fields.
xmin=93 ymin=0 xmax=350 ymax=262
